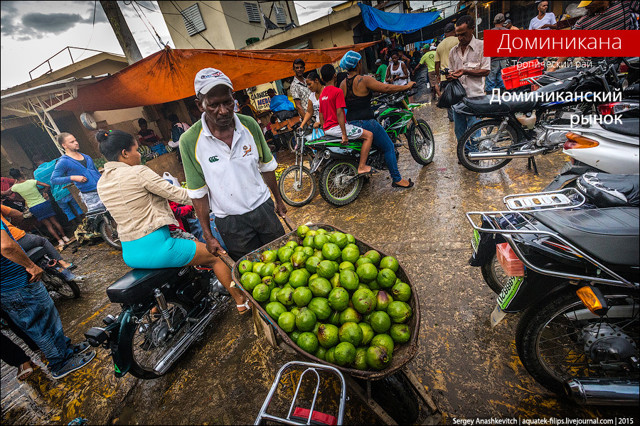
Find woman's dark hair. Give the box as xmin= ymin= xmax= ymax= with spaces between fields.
xmin=96 ymin=129 xmax=136 ymax=161
xmin=456 ymin=14 xmax=475 ymax=29
xmin=137 ymin=118 xmax=147 ymax=127
xmin=336 ymin=71 xmax=348 ymax=88
xmin=168 ymin=113 xmax=179 ymax=124
xmin=320 ymin=64 xmax=336 ymax=84
xmin=9 ymin=168 xmax=22 ymax=179
xmin=305 ymin=71 xmax=323 ymax=85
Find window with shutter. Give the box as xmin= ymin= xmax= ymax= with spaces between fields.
xmin=274 ymin=4 xmax=286 ymax=25
xmin=181 ymin=3 xmax=206 ymax=36
xmin=244 ymin=2 xmax=261 ymax=23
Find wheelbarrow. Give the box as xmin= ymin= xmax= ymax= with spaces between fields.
xmin=221 ymin=223 xmax=441 ymax=424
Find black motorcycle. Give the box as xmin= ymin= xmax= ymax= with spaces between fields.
xmin=453 ymin=60 xmax=627 ymax=173
xmin=466 ymin=194 xmax=639 ymax=404
xmin=471 ymin=173 xmax=640 ymax=294
xmin=27 ymin=246 xmax=80 ymax=299
xmin=78 ymin=208 xmax=121 ymax=250
xmin=85 ymin=263 xmax=229 ymax=379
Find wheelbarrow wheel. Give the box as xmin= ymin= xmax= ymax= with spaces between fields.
xmin=370 ymin=371 xmax=419 ymax=424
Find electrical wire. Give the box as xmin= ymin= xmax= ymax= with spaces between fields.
xmin=130 ymin=1 xmax=164 ymax=49
xmin=198 ymin=1 xmax=254 ymax=26
xmin=164 ymin=19 xmax=198 ymax=49
xmin=73 ymin=0 xmax=98 ymax=61
xmin=169 ymin=0 xmax=215 ymax=49
xmin=134 ymin=0 xmax=167 ymax=47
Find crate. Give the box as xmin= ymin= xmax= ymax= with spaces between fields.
xmin=502 ymin=60 xmax=544 ymax=90
xmin=496 ymin=242 xmax=525 ymax=276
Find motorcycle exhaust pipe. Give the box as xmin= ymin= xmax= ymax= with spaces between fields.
xmin=565 ymin=378 xmax=639 ymax=406
xmin=467 ymin=147 xmax=546 ymax=160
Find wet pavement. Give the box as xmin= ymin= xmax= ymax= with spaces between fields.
xmin=2 ymin=102 xmax=637 ymax=424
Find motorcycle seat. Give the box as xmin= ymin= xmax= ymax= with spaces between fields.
xmin=533 ymin=207 xmax=639 ymax=267
xmin=107 ymin=268 xmax=180 ymax=304
xmin=26 ymin=246 xmax=46 ymax=262
xmin=86 ymin=208 xmax=107 ymax=216
xmin=463 ymin=95 xmax=538 ymax=114
xmin=601 ymin=117 xmax=640 ymax=137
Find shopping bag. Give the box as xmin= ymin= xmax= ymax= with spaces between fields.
xmin=437 ymin=79 xmax=467 ymax=109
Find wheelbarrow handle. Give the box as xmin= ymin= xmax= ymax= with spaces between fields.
xmin=281 ymin=215 xmax=294 ymax=232
xmin=219 ymin=253 xmax=236 ymax=271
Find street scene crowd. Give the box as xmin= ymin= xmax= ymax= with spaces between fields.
xmin=1 ymin=0 xmax=639 ymax=424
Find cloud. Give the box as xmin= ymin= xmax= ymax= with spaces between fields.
xmin=3 ymin=5 xmax=104 ymax=41
xmin=22 ymin=13 xmax=88 ymax=34
xmin=1 ymin=1 xmax=18 ymax=14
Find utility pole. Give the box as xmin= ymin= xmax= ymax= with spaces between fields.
xmin=100 ymin=1 xmax=142 ymax=64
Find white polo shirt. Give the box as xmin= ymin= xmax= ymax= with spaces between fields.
xmin=183 ymin=113 xmax=278 ymax=218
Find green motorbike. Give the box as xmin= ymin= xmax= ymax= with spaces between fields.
xmin=371 ymin=91 xmax=435 ymax=166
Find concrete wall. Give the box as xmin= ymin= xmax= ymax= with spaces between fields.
xmin=246 ymin=5 xmax=360 ymax=50
xmin=159 ymin=1 xmax=299 ymax=50
xmin=159 ymin=1 xmax=234 ymax=49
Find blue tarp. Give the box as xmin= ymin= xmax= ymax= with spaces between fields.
xmin=358 ymin=3 xmax=440 ymax=34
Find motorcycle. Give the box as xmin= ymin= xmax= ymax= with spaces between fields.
xmin=470 ymin=174 xmax=639 ymax=294
xmin=453 ymin=61 xmax=626 ymax=173
xmin=76 ymin=208 xmax=121 ymax=250
xmin=466 ymin=193 xmax=639 ymax=405
xmin=278 ymin=89 xmax=434 ymax=207
xmin=85 ymin=264 xmax=230 ymax=379
xmin=371 ymin=91 xmax=435 ymax=166
xmin=27 ymin=246 xmax=80 ymax=299
xmin=278 ymin=125 xmax=388 ymax=207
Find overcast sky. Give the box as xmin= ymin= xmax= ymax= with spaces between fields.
xmin=0 ymin=1 xmax=344 ymax=90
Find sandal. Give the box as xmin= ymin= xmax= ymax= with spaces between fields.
xmin=17 ymin=361 xmax=35 ymax=380
xmin=357 ymin=167 xmax=378 ymax=177
xmin=236 ymin=300 xmax=252 ymax=315
xmin=392 ymin=178 xmax=414 ymax=189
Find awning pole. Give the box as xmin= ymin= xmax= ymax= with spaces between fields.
xmin=27 ymin=96 xmax=65 ymax=154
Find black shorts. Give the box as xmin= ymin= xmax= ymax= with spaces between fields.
xmin=215 ymin=198 xmax=286 ymax=261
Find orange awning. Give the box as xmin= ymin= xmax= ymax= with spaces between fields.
xmin=57 ymin=42 xmax=378 ymax=112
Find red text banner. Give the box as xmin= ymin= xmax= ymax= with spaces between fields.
xmin=484 ymin=30 xmax=640 ymax=57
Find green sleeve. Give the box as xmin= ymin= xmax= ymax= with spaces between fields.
xmin=178 ymin=121 xmax=207 ymax=192
xmin=237 ymin=114 xmax=273 ymax=164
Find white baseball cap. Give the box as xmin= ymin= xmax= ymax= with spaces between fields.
xmin=194 ymin=68 xmax=233 ymax=97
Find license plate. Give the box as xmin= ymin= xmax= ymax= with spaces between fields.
xmin=490 ymin=304 xmax=507 ymax=327
xmin=471 ymin=229 xmax=480 ymax=254
xmin=496 ymin=276 xmax=524 ymax=310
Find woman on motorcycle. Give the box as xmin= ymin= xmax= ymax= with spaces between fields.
xmin=95 ymin=129 xmax=251 ymax=314
xmin=339 ymin=50 xmax=416 ymax=188
xmin=299 ymin=71 xmax=324 ymax=137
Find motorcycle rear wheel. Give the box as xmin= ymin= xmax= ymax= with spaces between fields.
xmin=129 ymin=301 xmax=190 ymax=379
xmin=278 ymin=165 xmax=317 ymax=207
xmin=408 ymin=119 xmax=435 ymax=166
xmin=319 ymin=160 xmax=363 ymax=207
xmin=481 ymin=252 xmax=510 ymax=294
xmin=100 ymin=216 xmax=121 ymax=250
xmin=45 ymin=271 xmax=80 ymax=299
xmin=457 ymin=119 xmax=517 ymax=173
xmin=516 ymin=287 xmax=639 ymax=396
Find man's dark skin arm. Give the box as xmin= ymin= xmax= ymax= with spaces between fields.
xmin=261 ymin=171 xmax=287 ymax=217
xmin=192 ymin=195 xmax=226 ymax=256
xmin=1 ymin=229 xmax=43 ymax=282
xmin=294 ymin=99 xmax=306 ymax=118
xmin=450 ymin=69 xmax=490 ymax=79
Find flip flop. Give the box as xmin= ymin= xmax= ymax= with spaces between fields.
xmin=236 ymin=300 xmax=252 ymax=315
xmin=357 ymin=167 xmax=378 ymax=177
xmin=392 ymin=178 xmax=414 ymax=189
xmin=17 ymin=362 xmax=34 ymax=380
